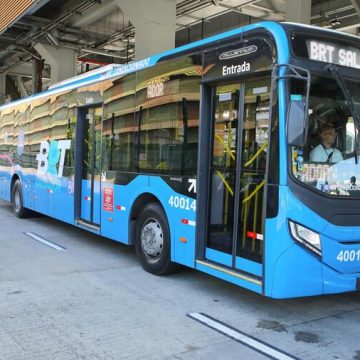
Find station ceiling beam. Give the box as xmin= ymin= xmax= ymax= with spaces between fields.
xmin=350 ymin=0 xmax=360 ymax=15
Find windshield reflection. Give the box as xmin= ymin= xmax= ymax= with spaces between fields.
xmin=291 ymin=73 xmax=360 ymax=197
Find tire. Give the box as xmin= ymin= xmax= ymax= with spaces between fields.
xmin=135 ymin=203 xmax=177 ymax=275
xmin=12 ymin=180 xmax=30 ymax=218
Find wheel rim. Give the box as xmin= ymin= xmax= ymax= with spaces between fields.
xmin=14 ymin=187 xmax=21 ymax=212
xmin=140 ymin=218 xmax=164 ymax=260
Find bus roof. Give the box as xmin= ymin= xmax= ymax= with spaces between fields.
xmin=282 ymin=21 xmax=360 ymax=42
xmin=0 ymin=21 xmax=291 ymax=111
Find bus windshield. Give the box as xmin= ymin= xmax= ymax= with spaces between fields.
xmin=291 ymin=72 xmax=360 ymax=197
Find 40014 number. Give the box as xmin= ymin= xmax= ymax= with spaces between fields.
xmin=168 ymin=196 xmax=196 ymax=212
xmin=336 ymin=250 xmax=360 ymax=262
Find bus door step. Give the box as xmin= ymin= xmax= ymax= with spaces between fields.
xmin=196 ymin=259 xmax=262 ymax=287
xmin=75 ymin=219 xmax=100 ymax=234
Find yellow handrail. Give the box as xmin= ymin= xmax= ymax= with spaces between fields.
xmin=242 ymin=180 xmax=265 ymax=204
xmin=215 ymin=133 xmax=235 ymax=161
xmin=244 ymin=142 xmax=268 ymax=167
xmin=215 ymin=170 xmax=234 ymax=196
xmin=252 ymin=191 xmax=259 ymax=251
xmin=241 ymin=179 xmax=265 ymax=250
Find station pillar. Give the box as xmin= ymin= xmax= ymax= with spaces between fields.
xmin=0 ymin=74 xmax=6 ymax=104
xmin=114 ymin=0 xmax=176 ymax=60
xmin=32 ymin=58 xmax=43 ymax=94
xmin=34 ymin=43 xmax=77 ymax=85
xmin=285 ymin=0 xmax=311 ymax=24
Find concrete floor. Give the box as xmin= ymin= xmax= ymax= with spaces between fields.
xmin=0 ymin=200 xmax=360 ymax=360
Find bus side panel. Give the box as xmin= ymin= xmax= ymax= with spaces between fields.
xmin=33 ymin=176 xmax=49 ymax=215
xmin=0 ymin=156 xmax=13 ymax=202
xmin=0 ymin=178 xmax=4 ymax=200
xmin=7 ymin=172 xmax=34 ymax=209
xmin=149 ymin=177 xmax=196 ymax=268
xmin=100 ymin=175 xmax=196 ymax=268
xmin=1 ymin=173 xmax=12 ymax=202
xmin=264 ymin=216 xmax=291 ymax=297
xmin=322 ymin=266 xmax=357 ymax=294
xmin=0 ymin=175 xmax=5 ymax=200
xmin=48 ymin=175 xmax=75 ymax=224
xmin=264 ymin=186 xmax=328 ymax=298
xmin=23 ymin=174 xmax=35 ymax=210
xmin=271 ymin=244 xmax=359 ymax=297
xmin=271 ymin=245 xmax=323 ymax=298
xmin=4 ymin=173 xmax=12 ymax=202
xmin=100 ymin=175 xmax=150 ymax=244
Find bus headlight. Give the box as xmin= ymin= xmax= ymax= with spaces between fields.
xmin=289 ymin=220 xmax=322 ymax=257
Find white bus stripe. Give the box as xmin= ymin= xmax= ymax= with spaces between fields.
xmin=24 ymin=232 xmax=65 ymax=251
xmin=188 ymin=313 xmax=297 ymax=360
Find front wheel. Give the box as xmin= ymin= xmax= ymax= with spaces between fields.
xmin=12 ymin=180 xmax=30 ymax=218
xmin=135 ymin=203 xmax=177 ymax=275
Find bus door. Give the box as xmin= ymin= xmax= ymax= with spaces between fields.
xmin=202 ymin=78 xmax=270 ymax=277
xmin=79 ymin=106 xmax=102 ymax=226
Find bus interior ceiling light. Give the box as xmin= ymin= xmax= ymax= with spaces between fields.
xmin=289 ymin=220 xmax=322 ymax=256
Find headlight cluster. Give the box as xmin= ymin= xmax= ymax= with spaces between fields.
xmin=289 ymin=220 xmax=322 ymax=257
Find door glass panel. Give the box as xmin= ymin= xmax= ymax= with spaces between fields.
xmin=81 ymin=107 xmax=102 ymax=224
xmin=83 ymin=111 xmax=93 ymax=180
xmin=208 ymin=84 xmax=240 ymax=254
xmin=93 ymin=107 xmax=102 ymax=173
xmin=83 ymin=107 xmax=102 ymax=175
xmin=93 ymin=108 xmax=102 ymax=224
xmin=237 ymin=78 xmax=270 ymax=263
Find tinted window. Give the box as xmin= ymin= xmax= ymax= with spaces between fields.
xmin=102 ymin=73 xmax=136 ymax=172
xmin=290 ymin=74 xmax=360 ymax=197
xmin=135 ymin=55 xmax=202 ymax=175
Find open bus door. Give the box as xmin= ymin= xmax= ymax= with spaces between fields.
xmin=197 ymin=77 xmax=271 ymax=283
xmin=75 ymin=106 xmax=102 ymax=229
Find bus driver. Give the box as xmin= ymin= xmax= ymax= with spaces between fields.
xmin=309 ymin=124 xmax=343 ymax=163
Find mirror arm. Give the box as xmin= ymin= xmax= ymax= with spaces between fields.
xmin=272 ymin=64 xmax=311 ymax=146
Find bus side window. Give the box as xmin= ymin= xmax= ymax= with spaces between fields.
xmin=102 ymin=73 xmax=136 ymax=173
xmin=135 ymin=56 xmax=201 ymax=176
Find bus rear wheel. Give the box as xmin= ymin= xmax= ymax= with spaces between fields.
xmin=135 ymin=203 xmax=176 ymax=275
xmin=12 ymin=180 xmax=30 ymax=218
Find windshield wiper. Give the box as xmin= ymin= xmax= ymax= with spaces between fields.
xmin=327 ymin=64 xmax=360 ymax=164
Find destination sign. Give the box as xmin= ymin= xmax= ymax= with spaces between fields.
xmin=307 ymin=40 xmax=360 ymax=69
xmin=202 ymin=37 xmax=274 ymax=83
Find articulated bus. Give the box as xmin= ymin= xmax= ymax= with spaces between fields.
xmin=1 ymin=21 xmax=360 ymax=298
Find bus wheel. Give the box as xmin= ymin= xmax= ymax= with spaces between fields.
xmin=12 ymin=180 xmax=30 ymax=218
xmin=135 ymin=203 xmax=176 ymax=275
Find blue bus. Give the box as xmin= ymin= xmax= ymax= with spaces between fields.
xmin=1 ymin=21 xmax=360 ymax=298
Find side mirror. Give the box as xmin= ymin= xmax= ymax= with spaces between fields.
xmin=287 ymin=100 xmax=307 ymax=147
